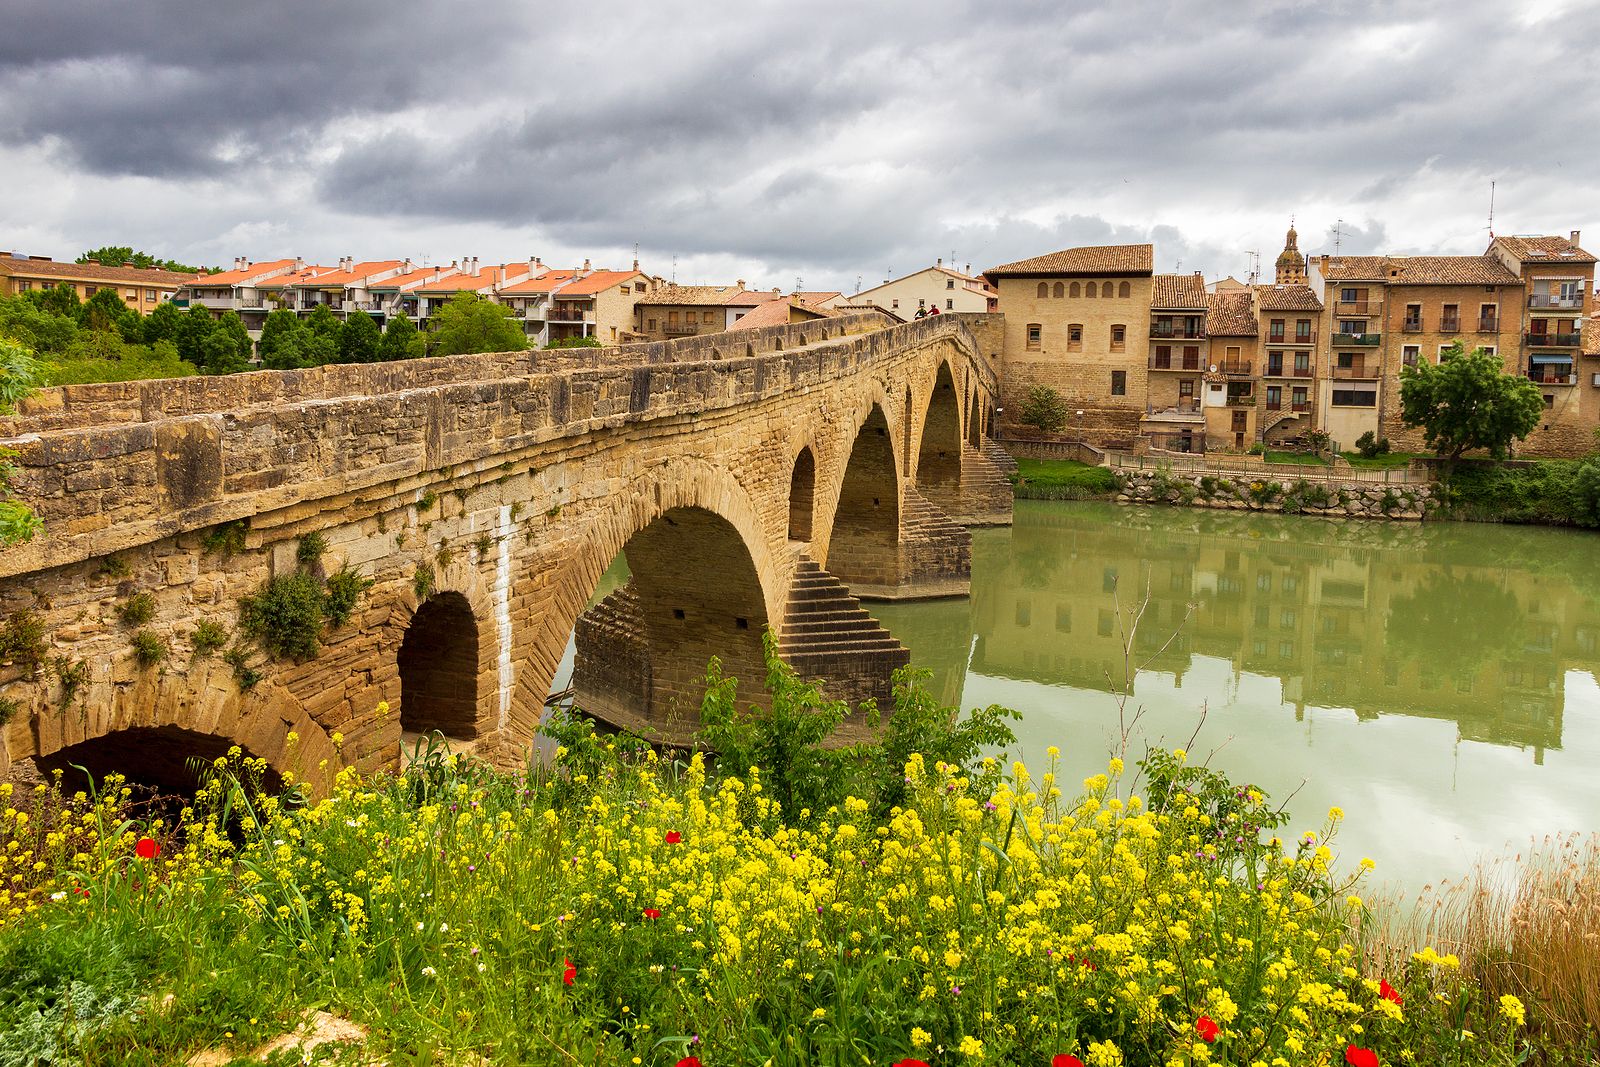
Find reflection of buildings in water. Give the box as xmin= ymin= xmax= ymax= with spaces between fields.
xmin=874 ymin=595 xmax=974 ymax=710
xmin=970 ymin=504 xmax=1600 ymax=757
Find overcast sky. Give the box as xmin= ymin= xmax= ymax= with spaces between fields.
xmin=3 ymin=1 xmax=1598 ymax=292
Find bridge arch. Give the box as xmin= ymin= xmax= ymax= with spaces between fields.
xmin=824 ymin=400 xmax=901 ymax=589
xmin=788 ymin=445 xmax=816 ymax=543
xmin=398 ymin=590 xmax=483 ymax=740
xmin=915 ymin=359 xmax=963 ymax=511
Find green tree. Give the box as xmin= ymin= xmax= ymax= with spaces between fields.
xmin=76 ymin=246 xmax=205 ymax=273
xmin=199 ymin=311 xmax=252 ymax=375
xmin=0 ymin=337 xmax=43 ymax=545
xmin=258 ymin=309 xmax=311 ymax=370
xmin=41 ymin=338 xmax=197 ymax=385
xmin=141 ymin=301 xmax=184 ymax=346
xmin=79 ymin=287 xmax=142 ymax=342
xmin=377 ymin=313 xmax=425 ymax=362
xmin=543 ymin=335 xmax=601 ymax=350
xmin=1399 ymin=342 xmax=1543 ymax=468
xmin=337 ymin=311 xmax=381 ymax=364
xmin=36 ymin=282 xmax=81 ymax=319
xmin=173 ymin=305 xmax=217 ymax=367
xmin=1019 ymin=384 xmax=1070 ymax=433
xmin=0 ymin=292 xmax=80 ymax=353
xmin=427 ymin=292 xmax=527 ymax=357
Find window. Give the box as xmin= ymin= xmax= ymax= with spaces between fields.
xmin=1341 ymin=287 xmax=1358 ymax=303
xmin=1293 ymin=352 xmax=1311 ymax=374
xmin=947 ymin=278 xmax=955 ymax=289
xmin=1403 ymin=303 xmax=1421 ymax=329
xmin=1291 ymin=386 xmax=1307 ymax=407
xmin=1101 ymin=281 xmax=1113 ymax=297
xmin=124 ymin=292 xmax=136 ymax=302
xmin=1269 ymin=318 xmax=1285 ymax=340
xmin=1110 ymin=324 xmax=1126 ymax=347
xmin=703 ymin=311 xmax=716 ymax=323
xmin=1479 ymin=303 xmax=1497 ymax=330
xmin=1544 ymin=394 xmax=1555 ymax=408
xmin=1402 ymin=345 xmax=1419 ymax=366
xmin=1336 ymin=352 xmax=1359 ymax=369
xmin=1097 ymin=609 xmax=1114 ymax=637
xmin=1295 ymin=318 xmax=1311 ymax=340
xmin=1266 ymin=385 xmax=1282 ymax=409
xmin=945 ymin=298 xmax=953 ymax=309
xmin=1037 ymin=282 xmax=1048 ymax=298
xmin=1480 ymin=345 xmax=1496 ymax=357
xmin=84 ymin=285 xmax=97 ymax=297
xmin=1437 ymin=344 xmax=1452 ymax=358
xmin=918 ymin=298 xmax=926 ymax=307
xmin=667 ymin=311 xmax=679 ymax=324
xmin=1015 ymin=600 xmax=1031 ymax=627
xmin=1331 ymin=389 xmax=1377 ymax=406
xmin=1111 ymin=370 xmax=1126 ymax=395
xmin=1068 ymin=323 xmax=1083 ymax=345
xmin=647 ymin=318 xmax=657 ymax=331
xmin=635 ymin=282 xmax=646 ymax=293
xmin=1179 ymin=379 xmax=1195 ymax=398
xmin=1102 ymin=568 xmax=1118 ymax=593
xmin=1069 ymin=282 xmax=1080 ymax=298
xmin=891 ymin=298 xmax=899 ymax=309
xmin=1083 ymin=282 xmax=1096 ymax=299
xmin=1026 ymin=323 xmax=1042 ymax=349
xmin=1055 ymin=605 xmax=1071 ymax=632
xmin=1119 ymin=281 xmax=1131 ymax=298
xmin=1052 ymin=282 xmax=1063 ymax=298
xmin=1441 ymin=303 xmax=1459 ymax=330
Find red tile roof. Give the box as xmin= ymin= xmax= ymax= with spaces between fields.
xmin=550 ymin=270 xmax=646 ymax=297
xmin=369 ymin=265 xmax=458 ymax=291
xmin=1205 ymin=291 xmax=1257 ymax=336
xmin=1322 ymin=255 xmax=1523 ymax=285
xmin=1492 ymin=234 xmax=1596 ymax=265
xmin=0 ymin=255 xmax=198 ymax=287
xmin=291 ymin=260 xmax=405 ymax=288
xmin=498 ymin=269 xmax=581 ymax=295
xmin=1151 ymin=273 xmax=1207 ymax=309
xmin=181 ymin=258 xmax=297 ymax=286
xmin=641 ymin=284 xmax=745 ymax=306
xmin=986 ymin=244 xmax=1153 ymax=277
xmin=1254 ymin=283 xmax=1323 ymax=311
xmin=726 ymin=297 xmax=835 ymax=331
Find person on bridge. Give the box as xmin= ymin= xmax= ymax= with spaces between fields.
xmin=913 ymin=305 xmax=928 ymax=319
xmin=928 ymin=305 xmax=941 ymax=315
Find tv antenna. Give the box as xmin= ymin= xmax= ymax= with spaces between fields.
xmin=1487 ymin=180 xmax=1496 ymax=238
xmin=671 ymin=254 xmax=677 ymax=284
xmin=1244 ymin=250 xmax=1260 ymax=285
xmin=1332 ymin=218 xmax=1347 ymax=256
xmin=854 ymin=274 xmax=862 ymax=294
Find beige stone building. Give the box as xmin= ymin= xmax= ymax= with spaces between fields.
xmin=1201 ymin=289 xmax=1260 ymax=450
xmin=1141 ymin=272 xmax=1211 ymax=450
xmin=844 ymin=261 xmax=998 ymax=321
xmin=0 ymin=252 xmax=196 ymax=314
xmin=1252 ymin=281 xmax=1323 ymax=445
xmin=985 ymin=244 xmax=1154 ymax=446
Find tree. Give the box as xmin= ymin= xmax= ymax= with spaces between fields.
xmin=427 ymin=292 xmax=527 ymax=357
xmin=337 ymin=312 xmax=382 ymax=364
xmin=76 ymin=246 xmax=205 ymax=274
xmin=1019 ymin=385 xmax=1070 ymax=433
xmin=0 ymin=337 xmax=43 ymax=545
xmin=173 ymin=305 xmax=217 ymax=367
xmin=79 ymin=287 xmax=142 ymax=342
xmin=199 ymin=311 xmax=252 ymax=375
xmin=36 ymin=281 xmax=81 ymax=319
xmin=377 ymin=313 xmax=425 ymax=362
xmin=141 ymin=301 xmax=184 ymax=346
xmin=258 ymin=309 xmax=311 ymax=370
xmin=544 ymin=335 xmax=601 ymax=350
xmin=1399 ymin=342 xmax=1543 ymax=468
xmin=0 ymin=292 xmax=80 ymax=353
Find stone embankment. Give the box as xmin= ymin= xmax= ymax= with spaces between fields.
xmin=1115 ymin=468 xmax=1433 ymax=520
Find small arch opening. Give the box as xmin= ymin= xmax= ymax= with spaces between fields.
xmin=788 ymin=446 xmax=816 ymax=542
xmin=1118 ymin=281 xmax=1131 ymax=298
xmin=1069 ymin=281 xmax=1081 ymax=298
xmin=1101 ymin=281 xmax=1114 ymax=298
xmin=33 ymin=726 xmax=285 ymax=807
xmin=1052 ymin=282 xmax=1064 ymax=298
xmin=399 ymin=591 xmax=481 ymax=740
xmin=1036 ymin=282 xmax=1048 ymax=298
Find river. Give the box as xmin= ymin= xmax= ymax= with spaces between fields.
xmin=874 ymin=501 xmax=1600 ymax=895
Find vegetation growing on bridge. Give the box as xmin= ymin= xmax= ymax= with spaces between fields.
xmin=0 ymin=647 xmax=1587 ymax=1065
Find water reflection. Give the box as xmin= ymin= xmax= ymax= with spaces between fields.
xmin=873 ymin=501 xmax=1600 ymax=890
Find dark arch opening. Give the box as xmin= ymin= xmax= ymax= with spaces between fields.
xmin=901 ymin=386 xmax=914 ymax=476
xmin=968 ymin=389 xmax=981 ymax=447
xmin=572 ymin=506 xmax=770 ymax=741
xmin=916 ymin=363 xmax=963 ymax=510
xmin=789 ymin=447 xmax=816 ymax=542
xmin=33 ymin=726 xmax=284 ymax=802
xmin=399 ymin=591 xmax=481 ymax=739
xmin=828 ymin=404 xmax=900 ymax=588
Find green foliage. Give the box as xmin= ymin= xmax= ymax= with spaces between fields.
xmin=257 ymin=309 xmax=313 ymax=370
xmin=1303 ymin=429 xmax=1332 ymax=457
xmin=0 ymin=336 xmax=41 ymax=413
xmin=417 ymin=489 xmax=437 ymax=512
xmin=199 ymin=311 xmax=252 ymax=375
xmin=543 ymin=335 xmax=602 ymax=349
xmin=412 ymin=562 xmax=435 ymax=600
xmin=1011 ymin=458 xmax=1119 ymax=500
xmin=51 ymin=655 xmax=86 ymax=706
xmin=335 ymin=311 xmax=381 ymax=365
xmin=1436 ymin=459 xmax=1600 ymax=528
xmin=1280 ymin=479 xmax=1335 ymax=515
xmin=116 ymin=591 xmax=157 ymax=627
xmin=304 ymin=304 xmax=341 ymax=342
xmin=1400 ymin=342 xmax=1544 ymax=465
xmin=95 ymin=554 xmax=132 ymax=580
xmin=426 ymin=292 xmax=528 ymax=357
xmin=34 ymin=281 xmax=81 ymax=319
xmin=296 ymin=532 xmax=329 ymax=565
xmin=239 ymin=573 xmax=326 ymax=661
xmin=322 ymin=565 xmax=373 ymax=629
xmin=76 ymin=245 xmax=204 ymax=273
xmin=1019 ymin=384 xmax=1070 ymax=433
xmin=140 ymin=300 xmax=184 ymax=346
xmin=376 ymin=313 xmax=425 ymax=362
xmin=78 ymin=287 xmax=142 ymax=342
xmin=36 ymin=336 xmax=198 ymax=385
xmin=0 ymin=340 xmax=43 ymax=546
xmin=173 ymin=305 xmax=218 ymax=366
xmin=1248 ymin=479 xmax=1284 ymax=505
xmin=201 ymin=521 xmax=248 ymax=557
xmin=0 ymin=611 xmax=46 ymax=671
xmin=1387 ymin=570 xmax=1525 ymax=675
xmin=1354 ymin=431 xmax=1391 ymax=459
xmin=223 ymin=646 xmax=262 ymax=690
xmin=131 ymin=629 xmax=167 ymax=668
xmin=190 ymin=620 xmax=229 ymax=656
xmin=0 ymin=696 xmax=15 ymax=726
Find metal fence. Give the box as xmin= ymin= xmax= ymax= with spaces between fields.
xmin=1101 ymin=449 xmax=1433 ymax=485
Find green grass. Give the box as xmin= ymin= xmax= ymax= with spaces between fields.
xmin=1262 ymin=450 xmax=1329 ymax=466
xmin=1011 ymin=458 xmax=1120 ymax=499
xmin=1341 ymin=451 xmax=1423 ymax=470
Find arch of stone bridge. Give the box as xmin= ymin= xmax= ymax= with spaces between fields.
xmin=914 ymin=357 xmax=964 ymax=512
xmin=519 ymin=459 xmax=781 ymax=749
xmin=967 ymin=384 xmax=982 ymax=447
xmin=819 ymin=396 xmax=903 ymax=590
xmin=10 ymin=658 xmax=337 ymax=798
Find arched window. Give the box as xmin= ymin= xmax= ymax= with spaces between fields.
xmin=1084 ymin=282 xmax=1096 ymax=299
xmin=1036 ymin=282 xmax=1048 ymax=298
xmin=1067 ymin=323 xmax=1084 ymax=351
xmin=1069 ymin=282 xmax=1080 ymax=298
xmin=1052 ymin=282 xmax=1064 ymax=298
xmin=1118 ymin=281 xmax=1131 ymax=298
xmin=1101 ymin=281 xmax=1114 ymax=298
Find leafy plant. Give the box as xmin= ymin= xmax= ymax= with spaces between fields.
xmin=95 ymin=554 xmax=132 ymax=580
xmin=412 ymin=562 xmax=435 ymax=601
xmin=191 ymin=620 xmax=229 ymax=656
xmin=296 ymin=532 xmax=329 ymax=565
xmin=0 ymin=695 xmax=16 ymax=726
xmin=1018 ymin=384 xmax=1070 ymax=433
xmin=1400 ymin=342 xmax=1543 ymax=470
xmin=0 ymin=611 xmax=46 ymax=671
xmin=239 ymin=573 xmax=326 ymax=661
xmin=51 ymin=655 xmax=86 ymax=706
xmin=224 ymin=645 xmax=262 ymax=690
xmin=434 ymin=541 xmax=455 ymax=569
xmin=1355 ymin=431 xmax=1391 ymax=459
xmin=117 ymin=592 xmax=157 ymax=627
xmin=417 ymin=489 xmax=437 ymax=513
xmin=322 ymin=565 xmax=373 ymax=629
xmin=201 ymin=521 xmax=248 ymax=558
xmin=131 ymin=629 xmax=167 ymax=668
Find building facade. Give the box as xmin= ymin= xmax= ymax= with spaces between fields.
xmin=0 ymin=252 xmax=196 ymax=314
xmin=844 ymin=262 xmax=998 ymax=321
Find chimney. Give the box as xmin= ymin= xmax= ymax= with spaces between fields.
xmin=471 ymin=256 xmax=479 ymax=275
xmin=965 ymin=263 xmax=970 ymax=274
xmin=1572 ymin=230 xmax=1582 ymax=245
xmin=582 ymin=257 xmax=591 ymax=271
xmin=632 ymin=257 xmax=639 ymax=272
xmin=529 ymin=256 xmax=540 ymax=275
xmin=937 ymin=257 xmax=942 ymax=267
xmin=736 ymin=278 xmax=746 ymax=289
xmin=401 ymin=258 xmax=412 ymax=273
xmin=294 ymin=256 xmax=304 ymax=271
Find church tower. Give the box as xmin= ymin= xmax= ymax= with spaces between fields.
xmin=1275 ymin=221 xmax=1307 ymax=285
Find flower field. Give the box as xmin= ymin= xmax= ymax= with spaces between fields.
xmin=0 ymin=675 xmax=1582 ymax=1065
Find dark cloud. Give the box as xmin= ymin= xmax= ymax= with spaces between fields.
xmin=2 ymin=0 xmax=1599 ymax=290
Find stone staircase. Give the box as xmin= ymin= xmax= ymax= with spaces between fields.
xmin=777 ymin=555 xmax=910 ymax=737
xmin=981 ymin=437 xmax=1018 ymax=476
xmin=1258 ymin=408 xmax=1306 ymax=439
xmin=952 ymin=440 xmax=1016 ymax=525
xmin=571 ymin=584 xmax=654 ymax=734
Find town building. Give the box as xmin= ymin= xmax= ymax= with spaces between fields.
xmin=287 ymin=259 xmax=407 ymax=317
xmin=724 ymin=296 xmax=839 ymax=332
xmin=180 ymin=258 xmax=301 ymax=338
xmin=984 ymin=244 xmax=1154 ymax=446
xmin=631 ymin=283 xmax=786 ymax=341
xmin=1251 ymin=281 xmax=1323 ymax=445
xmin=0 ymin=252 xmax=196 ymax=314
xmin=1140 ymin=272 xmax=1211 ymax=451
xmin=845 ymin=261 xmax=998 ymax=321
xmin=1201 ymin=289 xmax=1260 ymax=450
xmin=498 ymin=265 xmax=651 ymax=346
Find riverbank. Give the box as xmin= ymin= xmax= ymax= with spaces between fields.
xmin=1009 ymin=457 xmax=1120 ymax=500
xmin=1 ymin=707 xmax=1585 ymax=1066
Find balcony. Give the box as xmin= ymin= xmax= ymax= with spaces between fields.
xmin=1148 ymin=355 xmax=1202 ymax=371
xmin=1218 ymin=360 xmax=1252 ymax=375
xmin=1335 ymin=299 xmax=1378 ymax=315
xmin=1149 ymin=322 xmax=1205 ymax=339
xmin=1225 ymin=393 xmax=1256 ymax=407
xmin=1529 ymin=293 xmax=1584 ymax=310
xmin=1401 ymin=319 xmax=1421 ymax=332
xmin=1528 ymin=370 xmax=1577 ymax=386
xmin=1438 ymin=320 xmax=1460 ymax=334
xmin=1330 ymin=363 xmax=1378 ymax=380
xmin=1267 ymin=329 xmax=1319 ymax=345
xmin=1332 ymin=331 xmax=1381 ymax=346
xmin=1292 ymin=400 xmax=1312 ymax=413
xmin=549 ymin=307 xmax=592 ymax=322
xmin=1263 ymin=362 xmax=1313 ymax=378
xmin=1526 ymin=331 xmax=1582 ymax=347
xmin=662 ymin=322 xmax=698 ymax=336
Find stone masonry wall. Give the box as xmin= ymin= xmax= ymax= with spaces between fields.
xmin=1116 ymin=469 xmax=1434 ymax=520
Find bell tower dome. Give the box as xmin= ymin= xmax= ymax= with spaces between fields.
xmin=1275 ymin=220 xmax=1307 ymax=285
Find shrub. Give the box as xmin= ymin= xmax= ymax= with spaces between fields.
xmin=412 ymin=562 xmax=435 ymax=601
xmin=323 ymin=565 xmax=373 ymax=629
xmin=51 ymin=655 xmax=86 ymax=705
xmin=223 ymin=645 xmax=262 ymax=690
xmin=190 ymin=620 xmax=229 ymax=656
xmin=0 ymin=610 xmax=47 ymax=672
xmin=130 ymin=629 xmax=167 ymax=668
xmin=0 ymin=695 xmax=16 ymax=726
xmin=95 ymin=554 xmax=131 ymax=580
xmin=116 ymin=592 xmax=157 ymax=627
xmin=295 ymin=531 xmax=329 ymax=565
xmin=239 ymin=572 xmax=326 ymax=660
xmin=1019 ymin=385 xmax=1070 ymax=433
xmin=1355 ymin=431 xmax=1392 ymax=459
xmin=200 ymin=521 xmax=248 ymax=558
xmin=1439 ymin=460 xmax=1599 ymax=527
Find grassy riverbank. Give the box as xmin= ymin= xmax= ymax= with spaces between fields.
xmin=1010 ymin=458 xmax=1121 ymax=500
xmin=2 ymin=654 xmax=1592 ymax=1065
xmin=1432 ymin=458 xmax=1600 ymax=527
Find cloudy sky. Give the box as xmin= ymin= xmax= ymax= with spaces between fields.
xmin=3 ymin=1 xmax=1598 ymax=292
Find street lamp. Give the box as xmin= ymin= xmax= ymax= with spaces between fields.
xmin=1075 ymin=409 xmax=1085 ymax=452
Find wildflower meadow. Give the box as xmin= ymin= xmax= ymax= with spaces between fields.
xmin=0 ymin=651 xmax=1588 ymax=1065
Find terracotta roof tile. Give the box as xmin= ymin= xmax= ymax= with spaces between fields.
xmin=1206 ymin=292 xmax=1258 ymax=336
xmin=1254 ymin=283 xmax=1323 ymax=311
xmin=498 ymin=270 xmax=582 ymax=295
xmin=1320 ymin=255 xmax=1522 ymax=285
xmin=551 ymin=270 xmax=646 ymax=296
xmin=0 ymin=256 xmax=199 ymax=287
xmin=1586 ymin=313 xmax=1600 ymax=356
xmin=726 ymin=297 xmax=835 ymax=331
xmin=1319 ymin=256 xmax=1389 ymax=281
xmin=985 ymin=244 xmax=1153 ymax=277
xmin=641 ymin=284 xmax=744 ymax=306
xmin=291 ymin=260 xmax=405 ymax=288
xmin=1151 ymin=273 xmax=1207 ymax=309
xmin=1492 ymin=234 xmax=1596 ymax=264
xmin=369 ymin=265 xmax=458 ymax=290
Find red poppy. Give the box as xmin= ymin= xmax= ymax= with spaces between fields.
xmin=1195 ymin=1015 xmax=1219 ymax=1043
xmin=1345 ymin=1046 xmax=1379 ymax=1067
xmin=1052 ymin=1056 xmax=1086 ymax=1067
xmin=562 ymin=958 xmax=575 ymax=986
xmin=675 ymin=1058 xmax=702 ymax=1067
xmin=664 ymin=830 xmax=682 ymax=844
xmin=643 ymin=908 xmax=662 ymax=920
xmin=1379 ymin=978 xmax=1403 ymax=1005
xmin=134 ymin=837 xmax=159 ymax=860
xmin=892 ymin=1060 xmax=931 ymax=1067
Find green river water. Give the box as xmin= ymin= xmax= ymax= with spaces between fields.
xmin=873 ymin=501 xmax=1600 ymax=895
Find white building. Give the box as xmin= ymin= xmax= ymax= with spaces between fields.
xmin=844 ymin=261 xmax=998 ymax=321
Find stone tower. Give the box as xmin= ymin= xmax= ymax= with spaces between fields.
xmin=1275 ymin=221 xmax=1307 ymax=285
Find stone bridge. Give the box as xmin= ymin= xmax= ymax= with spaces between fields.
xmin=0 ymin=311 xmax=1014 ymax=793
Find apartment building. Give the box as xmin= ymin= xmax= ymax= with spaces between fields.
xmin=1252 ymin=282 xmax=1322 ymax=445
xmin=1202 ymin=289 xmax=1260 ymax=450
xmin=181 ymin=258 xmax=300 ymax=337
xmin=844 ymin=261 xmax=999 ymax=321
xmin=631 ymin=284 xmax=787 ymax=341
xmin=498 ymin=266 xmax=650 ymax=346
xmin=0 ymin=252 xmax=197 ymax=313
xmin=288 ymin=259 xmax=407 ymax=316
xmin=984 ymin=244 xmax=1154 ymax=446
xmin=1141 ymin=272 xmax=1210 ymax=451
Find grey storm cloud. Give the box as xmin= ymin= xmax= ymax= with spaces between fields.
xmin=4 ymin=0 xmax=1600 ymax=286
